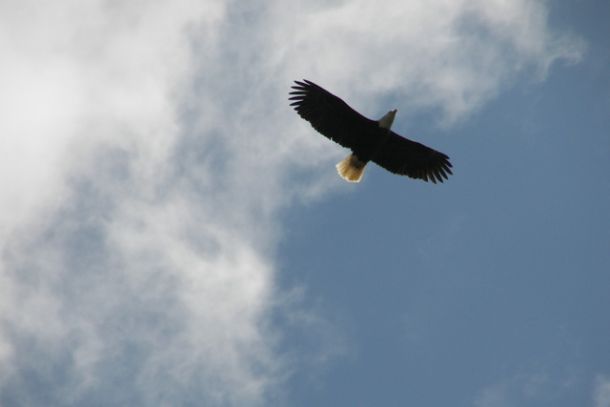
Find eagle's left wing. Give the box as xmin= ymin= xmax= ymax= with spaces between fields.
xmin=372 ymin=131 xmax=453 ymax=183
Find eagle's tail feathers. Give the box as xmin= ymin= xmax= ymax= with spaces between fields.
xmin=336 ymin=153 xmax=366 ymax=183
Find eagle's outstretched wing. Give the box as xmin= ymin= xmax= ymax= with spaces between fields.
xmin=289 ymin=80 xmax=379 ymax=154
xmin=373 ymin=131 xmax=453 ymax=183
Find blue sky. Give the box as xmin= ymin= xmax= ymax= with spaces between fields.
xmin=0 ymin=1 xmax=608 ymax=406
xmin=278 ymin=2 xmax=610 ymax=405
xmin=281 ymin=41 xmax=610 ymax=406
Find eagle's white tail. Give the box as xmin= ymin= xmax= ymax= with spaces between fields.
xmin=336 ymin=153 xmax=366 ymax=183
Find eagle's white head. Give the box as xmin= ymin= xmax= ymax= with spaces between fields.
xmin=378 ymin=109 xmax=397 ymax=130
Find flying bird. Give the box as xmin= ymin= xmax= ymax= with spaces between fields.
xmin=289 ymin=80 xmax=453 ymax=183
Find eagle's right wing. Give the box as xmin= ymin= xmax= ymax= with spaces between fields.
xmin=289 ymin=80 xmax=378 ymax=152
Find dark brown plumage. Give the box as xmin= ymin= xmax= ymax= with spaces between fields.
xmin=289 ymin=79 xmax=453 ymax=183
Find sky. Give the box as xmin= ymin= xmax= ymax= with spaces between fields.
xmin=0 ymin=0 xmax=608 ymax=406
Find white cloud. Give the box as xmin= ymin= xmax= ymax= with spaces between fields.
xmin=0 ymin=0 xmax=583 ymax=405
xmin=272 ymin=0 xmax=583 ymax=123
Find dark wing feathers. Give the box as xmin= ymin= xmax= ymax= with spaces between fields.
xmin=372 ymin=131 xmax=453 ymax=183
xmin=290 ymin=79 xmax=453 ymax=183
xmin=289 ymin=80 xmax=378 ymax=153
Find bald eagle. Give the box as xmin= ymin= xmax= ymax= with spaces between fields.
xmin=289 ymin=80 xmax=452 ymax=183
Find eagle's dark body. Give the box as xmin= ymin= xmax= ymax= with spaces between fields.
xmin=289 ymin=79 xmax=453 ymax=183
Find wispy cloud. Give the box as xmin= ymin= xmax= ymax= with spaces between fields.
xmin=474 ymin=369 xmax=578 ymax=407
xmin=0 ymin=0 xmax=583 ymax=404
xmin=595 ymin=375 xmax=610 ymax=407
xmin=272 ymin=0 xmax=584 ymax=122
